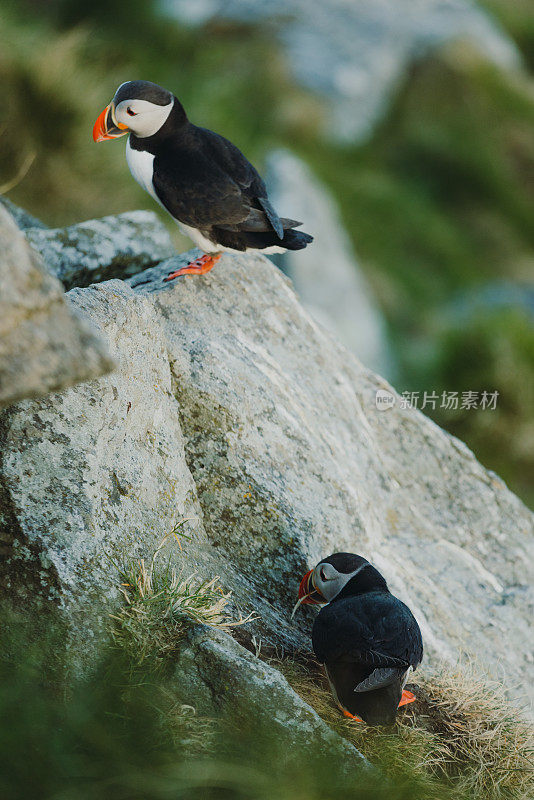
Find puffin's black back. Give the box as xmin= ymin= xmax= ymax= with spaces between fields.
xmin=313 ymin=587 xmax=423 ymax=725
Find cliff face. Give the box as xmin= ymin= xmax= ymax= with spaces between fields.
xmin=1 ymin=205 xmax=533 ymax=726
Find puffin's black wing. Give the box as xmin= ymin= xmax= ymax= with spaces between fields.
xmin=152 ymin=147 xmax=251 ymax=231
xmin=312 ymin=591 xmax=423 ymax=670
xmin=192 ymin=127 xmax=290 ymax=238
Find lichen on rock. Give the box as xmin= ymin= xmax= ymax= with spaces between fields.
xmin=26 ymin=210 xmax=175 ymax=290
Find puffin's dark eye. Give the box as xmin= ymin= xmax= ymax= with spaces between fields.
xmin=320 ymin=567 xmax=327 ymax=581
xmin=127 ymin=107 xmax=137 ymax=116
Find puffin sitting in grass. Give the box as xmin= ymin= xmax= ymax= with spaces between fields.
xmin=292 ymin=553 xmax=423 ymax=726
xmin=93 ymin=80 xmax=312 ymax=280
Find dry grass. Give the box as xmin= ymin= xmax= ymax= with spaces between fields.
xmin=111 ymin=533 xmax=254 ymax=668
xmin=148 ymin=684 xmax=217 ymax=757
xmin=410 ymin=666 xmax=534 ymax=800
xmin=272 ymin=656 xmax=534 ymax=800
xmin=107 ymin=533 xmax=257 ymax=758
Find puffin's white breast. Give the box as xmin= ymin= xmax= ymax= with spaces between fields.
xmin=125 ymin=139 xmax=160 ymax=204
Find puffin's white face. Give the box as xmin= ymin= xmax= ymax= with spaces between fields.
xmin=113 ymin=97 xmax=174 ymax=138
xmin=291 ymin=558 xmax=370 ymax=617
xmin=311 ymin=561 xmax=367 ymax=603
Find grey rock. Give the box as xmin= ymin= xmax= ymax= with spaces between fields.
xmin=0 ymin=206 xmax=114 ymax=410
xmin=130 ymin=252 xmax=534 ymax=710
xmin=174 ymin=626 xmax=370 ymax=768
xmin=266 ymin=149 xmax=393 ymax=377
xmin=0 ymin=276 xmax=297 ymax=652
xmin=162 ymin=0 xmax=519 ymax=142
xmin=26 ymin=211 xmax=175 ymax=290
xmin=1 ymin=243 xmax=532 ymax=713
xmin=0 ymin=196 xmax=47 ymax=231
xmin=0 ymin=280 xmax=204 ymax=632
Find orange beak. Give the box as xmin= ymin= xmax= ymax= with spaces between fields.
xmin=298 ymin=569 xmax=316 ymax=604
xmin=92 ymin=104 xmax=129 ymax=143
xmin=290 ymin=569 xmax=325 ymax=618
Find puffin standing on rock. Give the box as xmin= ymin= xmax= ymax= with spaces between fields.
xmin=93 ymin=80 xmax=313 ymax=280
xmin=292 ymin=553 xmax=423 ymax=726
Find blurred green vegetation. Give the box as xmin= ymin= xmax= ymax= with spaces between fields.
xmin=422 ymin=306 xmax=534 ymax=500
xmin=481 ymin=0 xmax=534 ymax=70
xmin=1 ymin=0 xmax=533 ymax=505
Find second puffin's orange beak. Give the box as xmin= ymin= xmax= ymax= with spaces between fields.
xmin=93 ymin=104 xmax=129 ymax=143
xmin=290 ymin=569 xmax=325 ymax=618
xmin=298 ymin=570 xmax=317 ymax=604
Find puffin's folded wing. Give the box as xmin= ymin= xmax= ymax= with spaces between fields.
xmin=196 ymin=126 xmax=265 ymax=196
xmin=152 ymin=162 xmax=252 ymax=230
xmin=354 ymin=667 xmax=406 ymax=693
xmin=258 ymin=197 xmax=283 ymax=239
xmin=335 ymin=649 xmax=410 ymax=668
xmin=196 ymin=128 xmax=291 ymax=240
xmin=217 ymin=207 xmax=303 ymax=233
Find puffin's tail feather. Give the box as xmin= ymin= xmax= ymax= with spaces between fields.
xmin=242 ymin=228 xmax=313 ymax=251
xmin=280 ymin=228 xmax=313 ymax=251
xmin=211 ymin=225 xmax=313 ymax=252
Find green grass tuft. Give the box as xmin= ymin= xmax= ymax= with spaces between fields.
xmin=111 ymin=532 xmax=255 ymax=670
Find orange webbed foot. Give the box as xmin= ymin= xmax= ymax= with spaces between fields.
xmin=398 ymin=689 xmax=416 ymax=708
xmin=163 ymin=253 xmax=221 ymax=281
xmin=342 ymin=708 xmax=363 ymax=722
